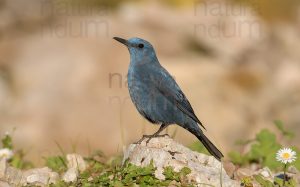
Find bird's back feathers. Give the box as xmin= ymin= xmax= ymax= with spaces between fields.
xmin=150 ymin=65 xmax=206 ymax=130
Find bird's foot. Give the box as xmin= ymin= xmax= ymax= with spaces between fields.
xmin=134 ymin=135 xmax=151 ymax=144
xmin=134 ymin=134 xmax=169 ymax=144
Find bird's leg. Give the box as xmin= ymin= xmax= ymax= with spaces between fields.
xmin=145 ymin=124 xmax=169 ymax=143
xmin=135 ymin=124 xmax=168 ymax=144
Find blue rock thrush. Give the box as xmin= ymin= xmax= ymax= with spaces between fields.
xmin=113 ymin=37 xmax=223 ymax=161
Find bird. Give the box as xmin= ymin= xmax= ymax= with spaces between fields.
xmin=113 ymin=37 xmax=223 ymax=161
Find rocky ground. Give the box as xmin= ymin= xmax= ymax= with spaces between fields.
xmin=0 ymin=136 xmax=299 ymax=186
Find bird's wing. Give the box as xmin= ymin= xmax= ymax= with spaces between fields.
xmin=152 ymin=66 xmax=206 ymax=130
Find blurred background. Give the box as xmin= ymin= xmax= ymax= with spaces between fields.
xmin=0 ymin=0 xmax=300 ymax=165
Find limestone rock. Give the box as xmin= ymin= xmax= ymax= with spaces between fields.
xmin=123 ymin=136 xmax=239 ymax=187
xmin=62 ymin=167 xmax=78 ymax=183
xmin=0 ymin=154 xmax=87 ymax=185
xmin=3 ymin=166 xmax=23 ymax=186
xmin=288 ymin=165 xmax=299 ymax=174
xmin=0 ymin=158 xmax=7 ymax=179
xmin=0 ymin=160 xmax=58 ymax=186
xmin=287 ymin=166 xmax=300 ymax=184
xmin=295 ymin=173 xmax=300 ymax=184
xmin=255 ymin=167 xmax=273 ymax=180
xmin=66 ymin=154 xmax=87 ymax=172
xmin=61 ymin=153 xmax=87 ymax=183
xmin=22 ymin=167 xmax=59 ymax=186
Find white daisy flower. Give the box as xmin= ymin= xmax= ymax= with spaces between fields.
xmin=276 ymin=148 xmax=297 ymax=164
xmin=0 ymin=148 xmax=14 ymax=161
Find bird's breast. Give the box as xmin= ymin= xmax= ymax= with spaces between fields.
xmin=127 ymin=68 xmax=155 ymax=102
xmin=127 ymin=67 xmax=159 ymax=113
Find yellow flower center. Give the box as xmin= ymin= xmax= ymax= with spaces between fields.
xmin=282 ymin=153 xmax=290 ymax=159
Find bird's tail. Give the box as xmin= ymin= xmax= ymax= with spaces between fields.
xmin=186 ymin=125 xmax=223 ymax=161
xmin=196 ymin=132 xmax=224 ymax=161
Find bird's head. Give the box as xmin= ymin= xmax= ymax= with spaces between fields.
xmin=113 ymin=37 xmax=158 ymax=65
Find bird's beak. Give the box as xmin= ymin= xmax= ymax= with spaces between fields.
xmin=113 ymin=37 xmax=128 ymax=46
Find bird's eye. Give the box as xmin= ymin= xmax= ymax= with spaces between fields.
xmin=138 ymin=43 xmax=144 ymax=48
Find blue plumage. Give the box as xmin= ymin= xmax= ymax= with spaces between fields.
xmin=113 ymin=37 xmax=223 ymax=161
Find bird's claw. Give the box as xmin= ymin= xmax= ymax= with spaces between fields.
xmin=134 ymin=134 xmax=170 ymax=144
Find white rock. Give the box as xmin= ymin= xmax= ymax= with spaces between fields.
xmin=62 ymin=167 xmax=78 ymax=183
xmin=255 ymin=167 xmax=273 ymax=180
xmin=0 ymin=158 xmax=7 ymax=179
xmin=288 ymin=166 xmax=299 ymax=174
xmin=61 ymin=153 xmax=86 ymax=183
xmin=23 ymin=167 xmax=59 ymax=186
xmin=260 ymin=170 xmax=269 ymax=178
xmin=295 ymin=173 xmax=300 ymax=184
xmin=3 ymin=166 xmax=23 ymax=186
xmin=66 ymin=154 xmax=86 ymax=172
xmin=123 ymin=136 xmax=239 ymax=187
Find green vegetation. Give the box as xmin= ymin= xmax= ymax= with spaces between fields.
xmin=45 ymin=155 xmax=68 ymax=173
xmin=46 ymin=159 xmax=193 ymax=187
xmin=1 ymin=132 xmax=33 ymax=169
xmin=2 ymin=133 xmax=13 ymax=149
xmin=240 ymin=176 xmax=253 ymax=187
xmin=253 ymin=174 xmax=297 ymax=187
xmin=228 ymin=120 xmax=300 ymax=171
xmin=1 ymin=120 xmax=299 ymax=186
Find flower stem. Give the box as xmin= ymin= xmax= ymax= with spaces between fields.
xmin=283 ymin=164 xmax=287 ymax=187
